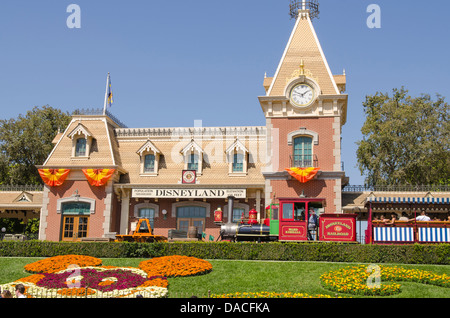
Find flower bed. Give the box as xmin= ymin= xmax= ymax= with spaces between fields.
xmin=211 ymin=291 xmax=340 ymax=298
xmin=139 ymin=255 xmax=213 ymax=277
xmin=24 ymin=255 xmax=102 ymax=273
xmin=2 ymin=265 xmax=168 ymax=298
xmin=0 ymin=254 xmax=213 ymax=298
xmin=320 ymin=264 xmax=450 ymax=296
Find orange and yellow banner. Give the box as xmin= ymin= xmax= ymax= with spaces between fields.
xmin=82 ymin=169 xmax=115 ymax=187
xmin=286 ymin=167 xmax=320 ymax=183
xmin=38 ymin=169 xmax=71 ymax=187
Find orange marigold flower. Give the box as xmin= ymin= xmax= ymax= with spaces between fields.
xmin=57 ymin=288 xmax=96 ymax=297
xmin=139 ymin=255 xmax=212 ymax=278
xmin=16 ymin=274 xmax=46 ymax=284
xmin=24 ymin=255 xmax=102 ymax=273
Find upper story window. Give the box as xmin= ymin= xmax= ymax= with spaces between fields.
xmin=293 ymin=136 xmax=313 ymax=167
xmin=144 ymin=154 xmax=155 ymax=173
xmin=68 ymin=123 xmax=93 ymax=159
xmin=187 ymin=153 xmax=199 ymax=171
xmin=75 ymin=138 xmax=87 ymax=157
xmin=181 ymin=140 xmax=204 ymax=175
xmin=137 ymin=140 xmax=160 ymax=176
xmin=226 ymin=139 xmax=249 ymax=176
xmin=232 ymin=153 xmax=244 ymax=172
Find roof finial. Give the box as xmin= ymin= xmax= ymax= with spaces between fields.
xmin=289 ymin=0 xmax=320 ymax=20
xmin=299 ymin=60 xmax=305 ymax=75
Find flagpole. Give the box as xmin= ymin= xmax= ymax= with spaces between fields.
xmin=103 ymin=72 xmax=110 ymax=115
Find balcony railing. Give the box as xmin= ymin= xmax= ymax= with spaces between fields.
xmin=342 ymin=184 xmax=450 ymax=193
xmin=73 ymin=108 xmax=128 ymax=128
xmin=0 ymin=184 xmax=44 ymax=192
xmin=289 ymin=154 xmax=319 ymax=168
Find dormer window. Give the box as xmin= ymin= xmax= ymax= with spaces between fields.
xmin=144 ymin=154 xmax=155 ymax=173
xmin=75 ymin=138 xmax=87 ymax=157
xmin=187 ymin=153 xmax=199 ymax=171
xmin=137 ymin=140 xmax=160 ymax=176
xmin=232 ymin=153 xmax=244 ymax=172
xmin=181 ymin=140 xmax=204 ymax=175
xmin=226 ymin=139 xmax=249 ymax=176
xmin=68 ymin=123 xmax=93 ymax=159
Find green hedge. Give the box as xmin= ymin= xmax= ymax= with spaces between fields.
xmin=0 ymin=241 xmax=449 ymax=265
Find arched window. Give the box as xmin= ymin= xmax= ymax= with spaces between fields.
xmin=138 ymin=207 xmax=155 ymax=229
xmin=176 ymin=205 xmax=207 ymax=235
xmin=62 ymin=202 xmax=91 ymax=214
xmin=223 ymin=202 xmax=250 ymax=223
xmin=232 ymin=207 xmax=245 ymax=222
xmin=293 ymin=136 xmax=313 ymax=167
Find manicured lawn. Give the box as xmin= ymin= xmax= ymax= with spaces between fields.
xmin=1 ymin=257 xmax=449 ymax=298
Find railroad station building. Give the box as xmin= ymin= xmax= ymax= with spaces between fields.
xmin=1 ymin=2 xmax=448 ymax=242
xmin=31 ymin=4 xmax=348 ymax=242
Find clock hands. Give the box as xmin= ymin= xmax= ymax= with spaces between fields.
xmin=291 ymin=84 xmax=313 ymax=106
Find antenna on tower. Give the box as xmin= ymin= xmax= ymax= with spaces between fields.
xmin=289 ymin=0 xmax=320 ymax=20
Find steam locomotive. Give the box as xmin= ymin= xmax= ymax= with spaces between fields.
xmin=216 ymin=196 xmax=450 ymax=244
xmin=216 ymin=196 xmax=358 ymax=243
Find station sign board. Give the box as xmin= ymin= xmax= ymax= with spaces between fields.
xmin=132 ymin=188 xmax=246 ymax=199
xmin=319 ymin=214 xmax=357 ymax=242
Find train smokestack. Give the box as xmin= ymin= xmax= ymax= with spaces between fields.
xmin=220 ymin=196 xmax=238 ymax=240
xmin=227 ymin=196 xmax=235 ymax=224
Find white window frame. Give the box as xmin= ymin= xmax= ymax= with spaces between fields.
xmin=137 ymin=140 xmax=161 ymax=176
xmin=180 ymin=140 xmax=204 ymax=175
xmin=68 ymin=124 xmax=93 ymax=159
xmin=226 ymin=139 xmax=249 ymax=176
xmin=57 ymin=196 xmax=96 ymax=214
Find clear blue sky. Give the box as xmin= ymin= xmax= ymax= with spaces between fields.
xmin=1 ymin=0 xmax=449 ymax=185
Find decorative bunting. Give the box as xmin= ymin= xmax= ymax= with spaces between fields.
xmin=38 ymin=169 xmax=70 ymax=187
xmin=286 ymin=167 xmax=320 ymax=183
xmin=82 ymin=169 xmax=115 ymax=187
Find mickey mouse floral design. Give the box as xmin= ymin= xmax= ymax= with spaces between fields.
xmin=0 ymin=255 xmax=212 ymax=298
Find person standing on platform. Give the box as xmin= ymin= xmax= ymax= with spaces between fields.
xmin=307 ymin=208 xmax=319 ymax=241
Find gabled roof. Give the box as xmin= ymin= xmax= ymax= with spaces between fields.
xmin=13 ymin=191 xmax=33 ymax=203
xmin=180 ymin=139 xmax=204 ymax=156
xmin=136 ymin=140 xmax=161 ymax=156
xmin=225 ymin=139 xmax=249 ymax=154
xmin=67 ymin=123 xmax=92 ymax=139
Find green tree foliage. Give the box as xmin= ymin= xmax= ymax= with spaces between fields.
xmin=0 ymin=105 xmax=71 ymax=185
xmin=357 ymin=88 xmax=449 ymax=186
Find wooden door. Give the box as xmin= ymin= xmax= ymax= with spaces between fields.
xmin=62 ymin=216 xmax=89 ymax=241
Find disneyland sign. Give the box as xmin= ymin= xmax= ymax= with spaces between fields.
xmin=132 ymin=188 xmax=246 ymax=199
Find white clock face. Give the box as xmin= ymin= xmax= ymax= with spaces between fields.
xmin=290 ymin=84 xmax=314 ymax=107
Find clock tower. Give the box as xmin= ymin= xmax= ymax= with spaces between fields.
xmin=260 ymin=0 xmax=348 ymax=213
